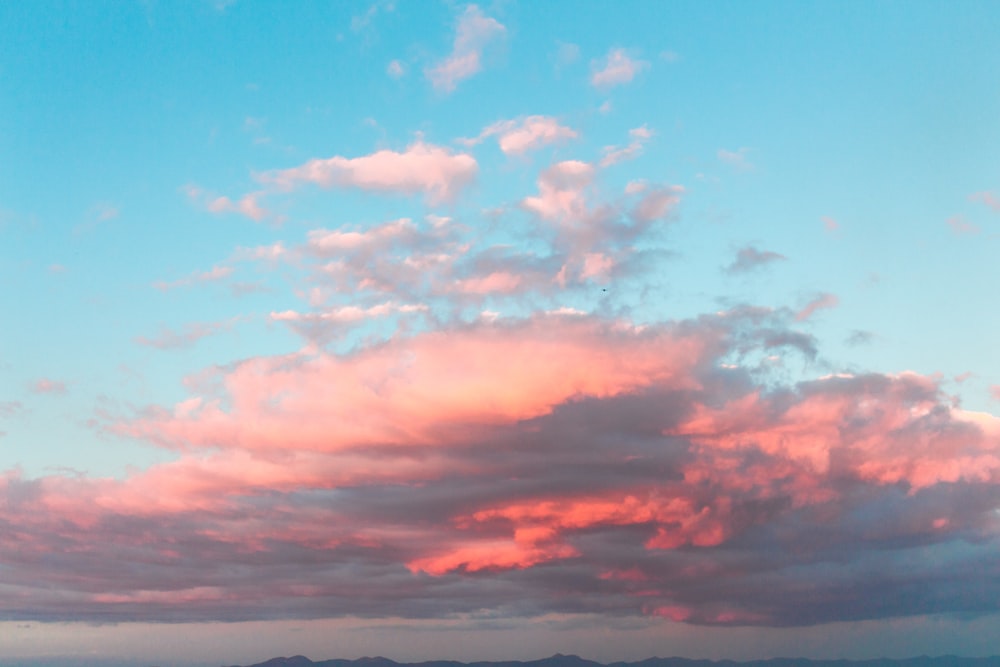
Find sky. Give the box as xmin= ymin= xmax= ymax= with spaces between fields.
xmin=2 ymin=1 xmax=1000 ymax=665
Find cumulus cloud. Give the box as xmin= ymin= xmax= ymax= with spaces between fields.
xmin=185 ymin=185 xmax=270 ymax=222
xmin=521 ymin=160 xmax=595 ymax=223
xmin=725 ymin=246 xmax=787 ymax=274
xmin=461 ymin=116 xmax=578 ymax=155
xmin=515 ymin=161 xmax=683 ymax=287
xmin=591 ymin=48 xmax=648 ymax=88
xmin=259 ymin=141 xmax=477 ymax=204
xmin=2 ymin=309 xmax=999 ymax=627
xmin=426 ymin=5 xmax=505 ymax=93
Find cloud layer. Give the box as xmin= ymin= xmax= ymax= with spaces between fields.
xmin=3 ymin=306 xmax=1000 ymax=626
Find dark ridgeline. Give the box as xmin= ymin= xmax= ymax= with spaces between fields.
xmin=225 ymin=653 xmax=1000 ymax=667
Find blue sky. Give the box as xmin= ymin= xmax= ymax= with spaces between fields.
xmin=2 ymin=2 xmax=1000 ymax=665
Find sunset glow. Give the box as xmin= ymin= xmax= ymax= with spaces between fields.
xmin=2 ymin=2 xmax=1000 ymax=665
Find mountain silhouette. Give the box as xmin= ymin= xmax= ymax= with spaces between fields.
xmin=225 ymin=653 xmax=999 ymax=667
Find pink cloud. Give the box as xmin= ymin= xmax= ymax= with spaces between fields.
xmin=234 ymin=242 xmax=288 ymax=263
xmin=1 ymin=308 xmax=1000 ymax=627
xmin=450 ymin=271 xmax=523 ymax=295
xmin=426 ymin=5 xmax=505 ymax=93
xmin=122 ymin=314 xmax=709 ymax=454
xmin=270 ymin=302 xmax=427 ymax=343
xmin=307 ymin=218 xmax=417 ymax=254
xmin=580 ymin=252 xmax=614 ymax=282
xmin=387 ymin=59 xmax=405 ymax=78
xmin=591 ymin=48 xmax=648 ymax=88
xmin=521 ymin=160 xmax=594 ymax=222
xmin=673 ymin=371 xmax=1000 ymax=491
xmin=153 ymin=265 xmax=233 ymax=292
xmin=462 ymin=116 xmax=578 ymax=155
xmin=135 ymin=320 xmax=234 ymax=350
xmin=0 ymin=401 xmax=25 ymax=418
xmin=600 ymin=125 xmax=653 ymax=167
xmin=991 ymin=385 xmax=1000 ymax=401
xmin=970 ymin=190 xmax=1000 ymax=212
xmin=822 ymin=216 xmax=840 ymax=233
xmin=795 ymin=293 xmax=839 ymax=321
xmin=206 ymin=192 xmax=268 ymax=221
xmin=259 ymin=141 xmax=477 ymax=204
xmin=630 ymin=185 xmax=683 ymax=223
xmin=717 ymin=147 xmax=753 ymax=171
xmin=947 ymin=215 xmax=981 ymax=235
xmin=409 ymin=539 xmax=579 ymax=575
xmin=517 ymin=162 xmax=683 ymax=287
xmin=185 ymin=185 xmax=270 ymax=222
xmin=30 ymin=378 xmax=67 ymax=395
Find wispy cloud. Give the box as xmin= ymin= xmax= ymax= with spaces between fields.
xmin=970 ymin=190 xmax=1000 ymax=212
xmin=600 ymin=125 xmax=653 ymax=167
xmin=426 ymin=5 xmax=505 ymax=93
xmin=947 ymin=215 xmax=981 ymax=235
xmin=725 ymin=246 xmax=787 ymax=274
xmin=271 ymin=303 xmax=427 ymax=344
xmin=135 ymin=320 xmax=235 ymax=350
xmin=29 ymin=378 xmax=67 ymax=395
xmin=555 ymin=41 xmax=580 ymax=68
xmin=717 ymin=147 xmax=754 ymax=171
xmin=795 ymin=293 xmax=839 ymax=321
xmin=0 ymin=401 xmax=25 ymax=418
xmin=153 ymin=265 xmax=233 ymax=292
xmin=591 ymin=48 xmax=648 ymax=88
xmin=387 ymin=59 xmax=405 ymax=78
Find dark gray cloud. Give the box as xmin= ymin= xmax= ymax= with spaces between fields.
xmin=1 ymin=311 xmax=999 ymax=627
